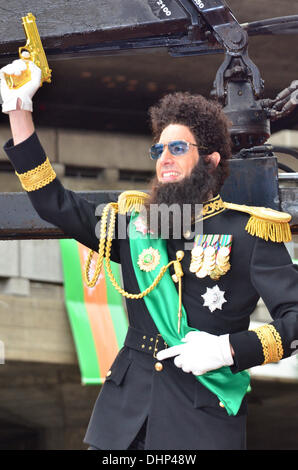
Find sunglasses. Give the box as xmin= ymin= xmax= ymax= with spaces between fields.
xmin=149 ymin=140 xmax=205 ymax=160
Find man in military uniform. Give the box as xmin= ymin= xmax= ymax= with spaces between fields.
xmin=1 ymin=59 xmax=298 ymax=450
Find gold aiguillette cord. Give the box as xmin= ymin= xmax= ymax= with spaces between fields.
xmin=172 ymin=251 xmax=184 ymax=333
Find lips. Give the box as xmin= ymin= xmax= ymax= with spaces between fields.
xmin=160 ymin=170 xmax=181 ymax=182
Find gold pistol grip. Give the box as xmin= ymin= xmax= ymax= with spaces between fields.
xmin=4 ymin=62 xmax=32 ymax=90
xmin=21 ymin=12 xmax=52 ymax=86
xmin=4 ymin=74 xmax=14 ymax=90
xmin=43 ymin=67 xmax=52 ymax=84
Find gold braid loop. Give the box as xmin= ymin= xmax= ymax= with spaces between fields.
xmin=83 ymin=202 xmax=115 ymax=288
xmin=84 ymin=202 xmax=182 ymax=298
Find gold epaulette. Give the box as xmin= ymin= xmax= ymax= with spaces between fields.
xmin=223 ymin=201 xmax=292 ymax=243
xmin=118 ymin=190 xmax=149 ymax=214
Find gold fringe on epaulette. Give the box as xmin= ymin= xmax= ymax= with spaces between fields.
xmin=118 ymin=190 xmax=149 ymax=215
xmin=245 ymin=215 xmax=292 ymax=243
xmin=223 ymin=202 xmax=292 ymax=243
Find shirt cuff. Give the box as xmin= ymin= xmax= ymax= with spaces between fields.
xmin=4 ymin=132 xmax=46 ymax=173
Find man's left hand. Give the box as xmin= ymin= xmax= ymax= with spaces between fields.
xmin=156 ymin=331 xmax=234 ymax=375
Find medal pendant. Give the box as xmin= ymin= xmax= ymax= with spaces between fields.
xmin=190 ymin=246 xmax=204 ymax=273
xmin=190 ymin=234 xmax=232 ymax=279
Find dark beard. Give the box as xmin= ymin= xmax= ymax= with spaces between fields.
xmin=144 ymin=157 xmax=219 ymax=238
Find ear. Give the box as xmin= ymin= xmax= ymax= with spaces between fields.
xmin=207 ymin=151 xmax=221 ymax=169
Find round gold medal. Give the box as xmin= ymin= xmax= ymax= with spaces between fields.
xmin=137 ymin=247 xmax=161 ymax=272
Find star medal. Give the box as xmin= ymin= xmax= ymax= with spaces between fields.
xmin=137 ymin=247 xmax=160 ymax=272
xmin=134 ymin=216 xmax=154 ymax=235
xmin=201 ymin=285 xmax=227 ymax=312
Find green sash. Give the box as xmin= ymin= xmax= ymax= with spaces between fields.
xmin=129 ymin=213 xmax=250 ymax=416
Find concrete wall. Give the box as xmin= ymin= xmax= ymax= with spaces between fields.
xmin=0 ymin=240 xmax=63 ymax=284
xmin=0 ymin=125 xmax=155 ymax=193
xmin=268 ymin=130 xmax=298 ymax=173
xmin=1 ymin=126 xmax=298 ymax=193
xmin=0 ymin=360 xmax=100 ymax=449
xmin=0 ymin=283 xmax=76 ymax=364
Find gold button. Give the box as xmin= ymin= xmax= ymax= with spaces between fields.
xmin=106 ymin=370 xmax=112 ymax=377
xmin=155 ymin=362 xmax=163 ymax=372
xmin=150 ymin=337 xmax=154 ymax=342
xmin=184 ymin=230 xmax=191 ymax=239
xmin=143 ymin=335 xmax=146 ymax=339
xmin=141 ymin=344 xmax=145 ymax=349
xmin=219 ymin=401 xmax=225 ymax=408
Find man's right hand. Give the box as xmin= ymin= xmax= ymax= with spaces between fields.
xmin=0 ymin=59 xmax=41 ymax=114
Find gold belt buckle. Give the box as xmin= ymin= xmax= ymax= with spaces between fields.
xmin=153 ymin=334 xmax=168 ymax=359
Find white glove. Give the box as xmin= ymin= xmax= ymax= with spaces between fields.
xmin=0 ymin=59 xmax=41 ymax=113
xmin=156 ymin=331 xmax=234 ymax=376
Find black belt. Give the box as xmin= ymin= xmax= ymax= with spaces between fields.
xmin=124 ymin=326 xmax=168 ymax=358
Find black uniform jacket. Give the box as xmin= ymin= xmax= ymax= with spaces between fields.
xmin=5 ymin=132 xmax=298 ymax=450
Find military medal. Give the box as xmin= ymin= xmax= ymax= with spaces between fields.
xmin=211 ymin=246 xmax=231 ymax=280
xmin=189 ymin=246 xmax=204 ymax=273
xmin=137 ymin=247 xmax=160 ymax=272
xmin=203 ymin=246 xmax=216 ymax=274
xmin=190 ymin=234 xmax=232 ymax=280
xmin=201 ymin=285 xmax=227 ymax=312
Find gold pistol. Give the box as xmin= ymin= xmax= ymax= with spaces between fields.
xmin=4 ymin=12 xmax=52 ymax=89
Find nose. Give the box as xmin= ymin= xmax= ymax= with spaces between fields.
xmin=159 ymin=144 xmax=174 ymax=164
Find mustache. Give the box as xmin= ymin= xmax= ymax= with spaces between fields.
xmin=143 ymin=156 xmax=220 ymax=237
xmin=148 ymin=156 xmax=217 ymax=207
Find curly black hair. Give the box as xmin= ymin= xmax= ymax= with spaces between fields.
xmin=148 ymin=92 xmax=232 ymax=191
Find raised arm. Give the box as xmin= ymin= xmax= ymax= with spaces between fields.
xmin=0 ymin=59 xmax=120 ymax=260
xmin=9 ymin=108 xmax=35 ymax=145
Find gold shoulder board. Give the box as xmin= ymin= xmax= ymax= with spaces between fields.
xmin=118 ymin=190 xmax=149 ymax=215
xmin=223 ymin=202 xmax=292 ymax=243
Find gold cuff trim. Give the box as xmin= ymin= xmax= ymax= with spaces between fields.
xmin=252 ymin=324 xmax=284 ymax=364
xmin=15 ymin=157 xmax=56 ymax=192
